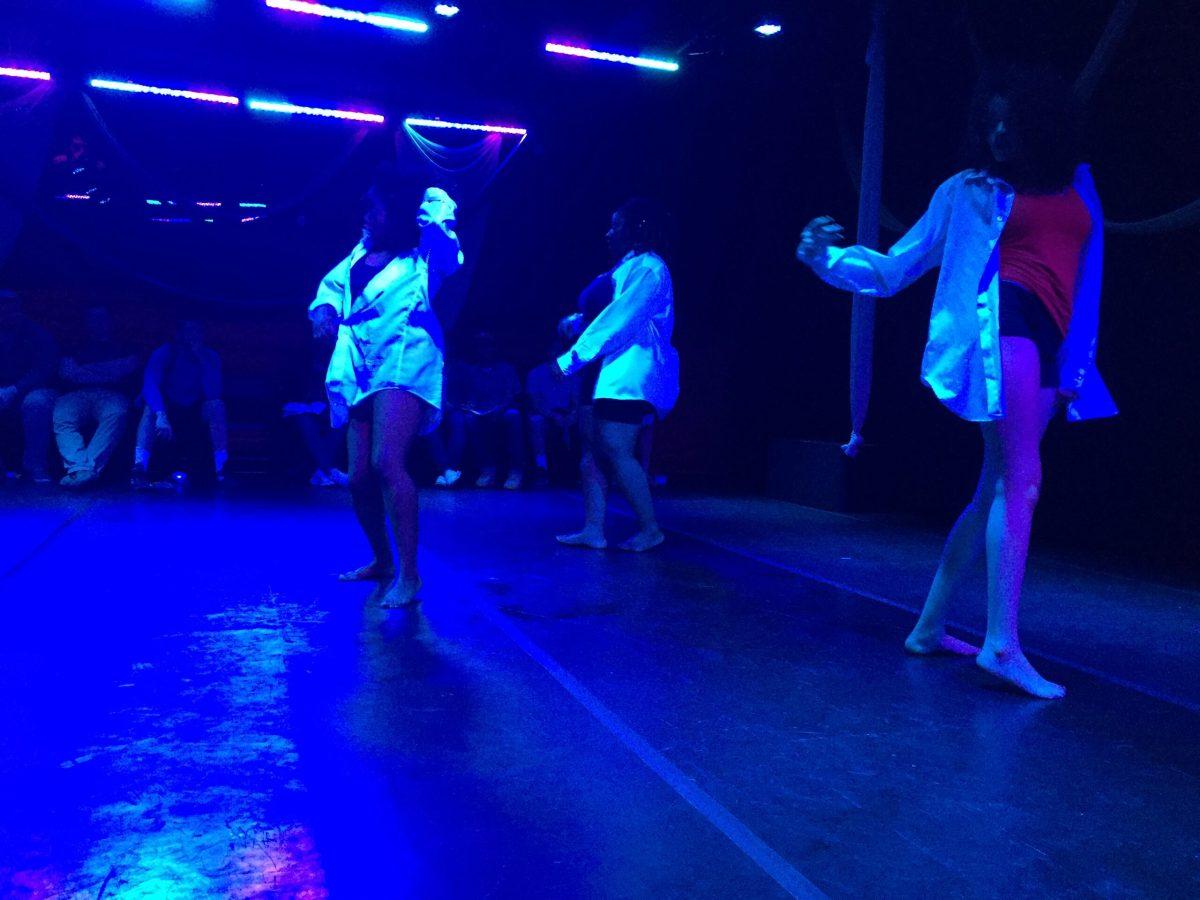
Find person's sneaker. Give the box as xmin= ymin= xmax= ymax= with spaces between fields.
xmin=327 ymin=468 xmax=350 ymax=487
xmin=435 ymin=468 xmax=462 ymax=488
xmin=503 ymin=471 xmax=523 ymax=491
xmin=60 ymin=469 xmax=98 ymax=489
xmin=475 ymin=469 xmax=496 ymax=488
xmin=309 ymin=469 xmax=335 ymax=487
xmin=130 ymin=467 xmax=152 ymax=490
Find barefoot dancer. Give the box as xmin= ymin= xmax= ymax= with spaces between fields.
xmin=556 ymin=199 xmax=680 ymax=552
xmin=310 ymin=172 xmax=463 ymax=607
xmin=796 ymin=66 xmax=1117 ymax=698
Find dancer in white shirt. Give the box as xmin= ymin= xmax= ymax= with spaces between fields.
xmin=557 ymin=200 xmax=680 ymax=552
xmin=310 ymin=169 xmax=463 ymax=607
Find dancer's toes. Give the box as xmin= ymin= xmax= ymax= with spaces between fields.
xmin=556 ymin=531 xmax=608 ymax=550
xmin=904 ymin=629 xmax=979 ymax=657
xmin=338 ymin=561 xmax=394 ymax=583
xmin=378 ymin=576 xmax=422 ymax=608
xmin=976 ymin=646 xmax=1065 ymax=699
xmin=617 ymin=529 xmax=665 ymax=553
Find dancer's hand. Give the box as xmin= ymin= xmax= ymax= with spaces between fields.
xmin=155 ymin=411 xmax=173 ymax=440
xmin=796 ymin=216 xmax=845 ymax=265
xmin=558 ymin=312 xmax=584 ymax=340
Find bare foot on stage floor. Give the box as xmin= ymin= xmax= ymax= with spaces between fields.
xmin=378 ymin=576 xmax=422 ymax=608
xmin=617 ymin=529 xmax=665 ymax=553
xmin=904 ymin=629 xmax=980 ymax=657
xmin=976 ymin=645 xmax=1065 ymax=700
xmin=556 ymin=531 xmax=608 ymax=550
xmin=338 ymin=561 xmax=394 ymax=583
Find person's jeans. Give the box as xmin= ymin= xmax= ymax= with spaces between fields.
xmin=53 ymin=388 xmax=131 ymax=476
xmin=19 ymin=388 xmax=57 ymax=476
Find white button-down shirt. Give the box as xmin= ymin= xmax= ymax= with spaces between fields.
xmin=810 ymin=164 xmax=1117 ymax=423
xmin=557 ymin=251 xmax=680 ymax=418
xmin=309 ymin=222 xmax=462 ymax=432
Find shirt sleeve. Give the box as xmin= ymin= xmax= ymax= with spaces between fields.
xmin=558 ymin=260 xmax=665 ymax=376
xmin=143 ymin=346 xmax=169 ymax=413
xmin=1060 ymin=165 xmax=1103 ymax=392
xmin=420 ymin=221 xmax=464 ymax=293
xmin=808 ymin=174 xmax=959 ymax=298
xmin=310 ymin=254 xmax=349 ymax=319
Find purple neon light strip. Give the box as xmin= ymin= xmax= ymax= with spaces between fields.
xmin=90 ymin=78 xmax=239 ymax=105
xmin=248 ymin=98 xmax=384 ymax=123
xmin=404 ymin=117 xmax=526 ymax=136
xmin=0 ymin=66 xmax=52 ymax=81
xmin=544 ymin=42 xmax=679 ymax=72
xmin=265 ymin=0 xmax=428 ymax=33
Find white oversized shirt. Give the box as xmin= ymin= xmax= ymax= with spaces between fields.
xmin=557 ymin=251 xmax=680 ymax=418
xmin=309 ymin=222 xmax=462 ymax=433
xmin=810 ymin=164 xmax=1117 ymax=423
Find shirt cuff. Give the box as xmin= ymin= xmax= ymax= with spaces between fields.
xmin=557 ymin=351 xmax=582 ymax=377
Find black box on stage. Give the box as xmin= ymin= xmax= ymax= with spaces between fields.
xmin=766 ymin=439 xmax=891 ymax=513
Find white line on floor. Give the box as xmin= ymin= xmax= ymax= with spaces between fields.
xmin=476 ymin=602 xmax=826 ymax=899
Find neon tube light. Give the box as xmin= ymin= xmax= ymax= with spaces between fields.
xmin=239 ymin=202 xmax=267 ymax=208
xmin=755 ymin=23 xmax=783 ymax=37
xmin=89 ymin=78 xmax=239 ymax=105
xmin=248 ymin=98 xmax=384 ymax=123
xmin=434 ymin=4 xmax=459 ymax=16
xmin=265 ymin=0 xmax=428 ymax=33
xmin=404 ymin=117 xmax=526 ymax=136
xmin=0 ymin=66 xmax=52 ymax=81
xmin=545 ymin=42 xmax=679 ymax=72
xmin=196 ymin=201 xmax=222 ymax=207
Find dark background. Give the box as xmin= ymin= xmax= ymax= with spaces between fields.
xmin=1 ymin=0 xmax=1197 ymax=574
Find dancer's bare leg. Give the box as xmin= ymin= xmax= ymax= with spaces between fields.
xmin=600 ymin=420 xmax=664 ymax=552
xmin=975 ymin=337 xmax=1063 ymax=698
xmin=906 ymin=445 xmax=997 ymax=656
xmin=557 ymin=404 xmax=608 ymax=549
xmin=371 ymin=390 xmax=424 ymax=607
xmin=339 ymin=403 xmax=394 ymax=583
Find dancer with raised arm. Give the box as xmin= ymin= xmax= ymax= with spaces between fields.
xmin=556 ymin=199 xmax=679 ymax=552
xmin=310 ymin=168 xmax=463 ymax=607
xmin=796 ymin=66 xmax=1117 ymax=699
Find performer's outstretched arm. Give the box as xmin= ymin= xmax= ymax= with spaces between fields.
xmin=797 ymin=175 xmax=959 ymax=297
xmin=558 ymin=264 xmax=663 ymax=376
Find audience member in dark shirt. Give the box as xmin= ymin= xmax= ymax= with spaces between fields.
xmin=132 ymin=318 xmax=227 ymax=487
xmin=52 ymin=305 xmax=140 ymax=488
xmin=0 ymin=289 xmax=59 ymax=481
xmin=282 ymin=334 xmax=347 ymax=487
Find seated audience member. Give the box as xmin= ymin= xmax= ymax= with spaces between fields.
xmin=52 ymin=305 xmax=140 ymax=488
xmin=0 ymin=289 xmax=58 ymax=482
xmin=459 ymin=331 xmax=525 ymax=490
xmin=426 ymin=356 xmax=466 ymax=487
xmin=131 ymin=318 xmax=227 ymax=488
xmin=283 ymin=334 xmax=347 ymax=487
xmin=525 ymin=340 xmax=578 ymax=484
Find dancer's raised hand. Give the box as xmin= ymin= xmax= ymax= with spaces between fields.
xmin=796 ymin=216 xmax=845 ymax=266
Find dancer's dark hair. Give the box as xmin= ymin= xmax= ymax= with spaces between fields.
xmin=964 ymin=62 xmax=1083 ymax=193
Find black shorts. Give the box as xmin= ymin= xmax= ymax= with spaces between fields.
xmin=577 ymin=362 xmax=600 ymax=404
xmin=998 ymin=281 xmax=1063 ymax=388
xmin=593 ymin=399 xmax=656 ymax=426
